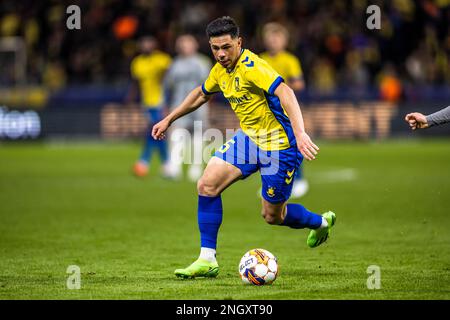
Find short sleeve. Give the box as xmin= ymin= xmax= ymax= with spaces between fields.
xmin=201 ymin=64 xmax=220 ymax=95
xmin=246 ymin=60 xmax=284 ymax=95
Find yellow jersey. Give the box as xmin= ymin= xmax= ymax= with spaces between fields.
xmin=202 ymin=49 xmax=295 ymax=151
xmin=259 ymin=50 xmax=303 ymax=82
xmin=130 ymin=51 xmax=172 ymax=107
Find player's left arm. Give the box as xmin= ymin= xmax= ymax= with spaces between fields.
xmin=274 ymin=83 xmax=319 ymax=161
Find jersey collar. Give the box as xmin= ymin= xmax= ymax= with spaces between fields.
xmin=226 ymin=48 xmax=245 ymax=74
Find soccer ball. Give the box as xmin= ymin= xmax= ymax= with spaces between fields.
xmin=238 ymin=248 xmax=278 ymax=285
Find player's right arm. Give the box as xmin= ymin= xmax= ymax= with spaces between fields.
xmin=151 ymin=86 xmax=211 ymax=140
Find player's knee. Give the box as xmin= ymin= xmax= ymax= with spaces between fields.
xmin=197 ymin=178 xmax=220 ymax=197
xmin=261 ymin=208 xmax=282 ymax=225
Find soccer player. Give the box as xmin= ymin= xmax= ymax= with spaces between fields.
xmin=405 ymin=106 xmax=450 ymax=130
xmin=260 ymin=22 xmax=308 ymax=198
xmin=126 ymin=36 xmax=172 ymax=177
xmin=152 ymin=17 xmax=336 ymax=278
xmin=164 ymin=34 xmax=211 ymax=181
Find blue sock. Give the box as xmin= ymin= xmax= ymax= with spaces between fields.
xmin=198 ymin=195 xmax=223 ymax=249
xmin=281 ymin=203 xmax=322 ymax=229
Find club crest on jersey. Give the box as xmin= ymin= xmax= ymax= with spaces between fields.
xmin=234 ymin=77 xmax=240 ymax=91
xmin=266 ymin=186 xmax=276 ymax=198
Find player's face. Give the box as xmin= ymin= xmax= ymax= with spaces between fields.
xmin=264 ymin=32 xmax=287 ymax=53
xmin=209 ymin=35 xmax=242 ymax=68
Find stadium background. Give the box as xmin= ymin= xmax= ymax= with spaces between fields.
xmin=0 ymin=0 xmax=449 ymax=300
xmin=1 ymin=0 xmax=449 ymax=139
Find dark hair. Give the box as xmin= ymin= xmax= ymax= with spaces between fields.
xmin=206 ymin=16 xmax=239 ymax=39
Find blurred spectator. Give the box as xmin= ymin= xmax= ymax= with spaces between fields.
xmin=310 ymin=56 xmax=337 ymax=96
xmin=378 ymin=64 xmax=403 ymax=102
xmin=0 ymin=0 xmax=447 ymax=97
xmin=42 ymin=60 xmax=66 ymax=91
xmin=341 ymin=49 xmax=370 ymax=98
xmin=113 ymin=15 xmax=138 ymax=40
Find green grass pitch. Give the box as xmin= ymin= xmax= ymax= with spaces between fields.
xmin=0 ymin=140 xmax=449 ymax=299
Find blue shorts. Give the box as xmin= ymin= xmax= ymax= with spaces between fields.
xmin=214 ymin=130 xmax=303 ymax=204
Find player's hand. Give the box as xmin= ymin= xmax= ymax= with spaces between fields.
xmin=405 ymin=112 xmax=429 ymax=130
xmin=152 ymin=119 xmax=170 ymax=140
xmin=297 ymin=132 xmax=319 ymax=161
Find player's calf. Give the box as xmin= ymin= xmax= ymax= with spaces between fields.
xmin=262 ymin=198 xmax=336 ymax=248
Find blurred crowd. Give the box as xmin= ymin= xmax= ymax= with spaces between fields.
xmin=0 ymin=0 xmax=448 ymax=99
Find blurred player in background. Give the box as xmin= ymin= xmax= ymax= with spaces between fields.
xmin=164 ymin=35 xmax=211 ymax=181
xmin=260 ymin=22 xmax=308 ymax=198
xmin=126 ymin=36 xmax=172 ymax=177
xmin=405 ymin=106 xmax=450 ymax=130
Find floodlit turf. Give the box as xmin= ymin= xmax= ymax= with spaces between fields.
xmin=0 ymin=140 xmax=449 ymax=300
